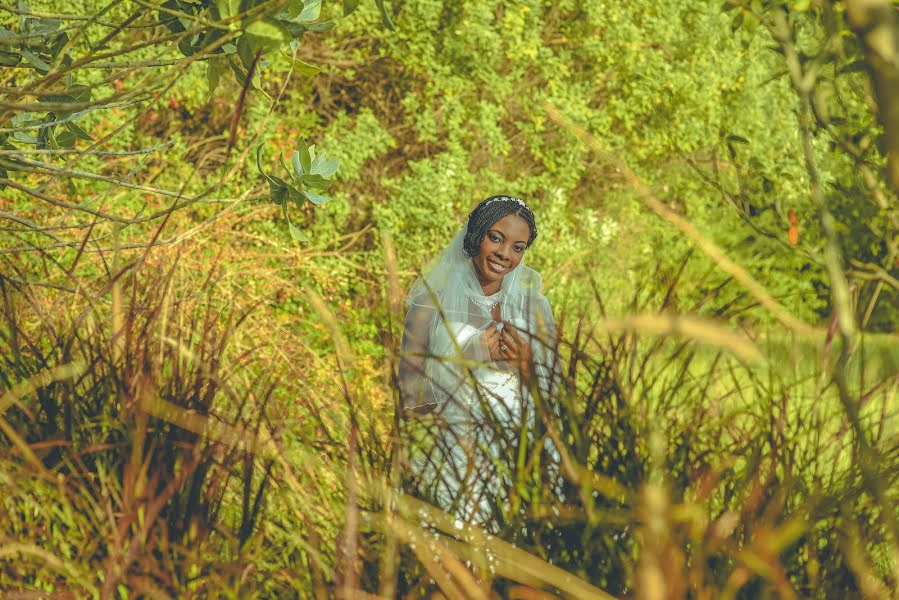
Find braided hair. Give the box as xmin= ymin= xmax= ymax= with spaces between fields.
xmin=463 ymin=195 xmax=537 ymax=258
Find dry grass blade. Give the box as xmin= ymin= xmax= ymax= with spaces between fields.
xmin=591 ymin=313 xmax=764 ymax=363
xmin=381 ymin=230 xmax=403 ymax=316
xmin=303 ymin=285 xmax=355 ymax=371
xmin=367 ymin=477 xmax=618 ymax=600
xmin=0 ymin=362 xmax=86 ymax=415
xmin=0 ymin=543 xmax=91 ymax=590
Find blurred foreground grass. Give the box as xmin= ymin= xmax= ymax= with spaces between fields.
xmin=0 ymin=236 xmax=896 ymax=598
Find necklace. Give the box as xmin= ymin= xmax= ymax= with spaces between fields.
xmin=468 ymin=289 xmax=505 ymax=312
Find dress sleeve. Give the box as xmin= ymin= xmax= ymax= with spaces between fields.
xmin=398 ymin=302 xmax=437 ymax=410
xmin=530 ymin=294 xmax=562 ymax=399
xmin=399 ymin=301 xmax=496 ymax=410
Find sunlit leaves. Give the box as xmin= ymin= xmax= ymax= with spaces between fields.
xmin=257 ymin=140 xmax=341 ymax=241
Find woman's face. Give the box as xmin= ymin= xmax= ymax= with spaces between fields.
xmin=473 ymin=213 xmax=531 ymax=292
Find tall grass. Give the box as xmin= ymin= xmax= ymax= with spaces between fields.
xmin=0 ymin=245 xmax=897 ymax=598
xmin=361 ymin=256 xmax=899 ymax=598
xmin=0 ymin=252 xmax=290 ymax=597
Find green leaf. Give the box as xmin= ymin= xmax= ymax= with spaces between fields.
xmin=290 ymin=57 xmax=321 ymax=76
xmin=66 ymin=84 xmax=91 ymax=104
xmin=343 ymin=0 xmax=361 ymax=16
xmin=206 ymin=56 xmax=224 ymax=96
xmin=288 ymin=221 xmax=309 ymax=242
xmin=244 ymin=19 xmax=289 ymax=50
xmin=308 ymin=21 xmax=335 ymax=33
xmin=288 ymin=185 xmax=306 ymax=204
xmin=310 ymin=156 xmax=339 ymax=178
xmin=302 ymin=189 xmax=331 ymax=205
xmin=374 ymin=0 xmax=396 ymax=31
xmin=12 ymin=131 xmax=39 ymax=144
xmin=0 ymin=167 xmax=7 ymax=190
xmin=20 ymin=47 xmax=50 ymax=73
xmin=278 ymin=152 xmax=292 ymax=178
xmin=55 ymin=130 xmax=76 ymax=148
xmin=297 ymin=139 xmax=312 ymax=173
xmin=256 ymin=144 xmax=270 ymax=178
xmin=291 ymin=151 xmax=304 ymax=177
xmin=268 ymin=175 xmax=290 ymax=205
xmin=64 ymin=121 xmax=93 ymax=141
xmin=302 ymin=173 xmax=331 ymax=191
xmin=215 ymin=0 xmax=240 ymax=19
xmin=297 ymin=0 xmax=321 ymax=22
xmin=236 ymin=35 xmax=257 ymax=70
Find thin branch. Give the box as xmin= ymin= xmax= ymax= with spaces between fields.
xmin=0 ymin=140 xmax=174 ymax=156
xmin=0 ymin=3 xmax=122 ymax=26
xmin=0 ymin=98 xmax=147 ymax=133
xmin=8 ymin=156 xmax=190 ymax=199
xmin=0 ymin=210 xmax=64 ymax=242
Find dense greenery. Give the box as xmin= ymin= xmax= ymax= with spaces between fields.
xmin=0 ymin=0 xmax=897 ymax=597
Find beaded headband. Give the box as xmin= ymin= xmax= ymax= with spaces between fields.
xmin=484 ymin=195 xmax=528 ymax=210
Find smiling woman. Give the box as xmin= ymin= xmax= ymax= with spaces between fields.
xmin=398 ymin=195 xmax=561 ymax=527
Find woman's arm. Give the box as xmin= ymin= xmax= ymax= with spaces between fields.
xmin=398 ymin=303 xmax=438 ymax=414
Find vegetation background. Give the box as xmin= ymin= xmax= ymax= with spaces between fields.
xmin=0 ymin=0 xmax=897 ymax=597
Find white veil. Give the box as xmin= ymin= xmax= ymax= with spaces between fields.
xmin=398 ymin=221 xmax=559 ymax=414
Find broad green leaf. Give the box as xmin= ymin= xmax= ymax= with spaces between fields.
xmin=20 ymin=47 xmax=50 ymax=73
xmin=297 ymin=139 xmax=311 ymax=173
xmin=17 ymin=0 xmax=28 ymax=30
xmin=12 ymin=131 xmax=39 ymax=144
xmin=310 ymin=157 xmax=339 ymax=178
xmin=302 ymin=189 xmax=331 ymax=205
xmin=244 ymin=20 xmax=289 ymax=50
xmin=236 ymin=35 xmax=258 ymax=70
xmin=297 ymin=0 xmax=321 ymax=22
xmin=268 ymin=175 xmax=289 ymax=205
xmin=290 ymin=58 xmax=321 ymax=76
xmin=66 ymin=85 xmax=91 ymax=104
xmin=55 ymin=130 xmax=76 ymax=148
xmin=64 ymin=121 xmax=93 ymax=141
xmin=288 ymin=222 xmax=309 ymax=242
xmin=285 ymin=0 xmax=306 ymax=18
xmin=227 ymin=55 xmax=260 ymax=90
xmin=206 ymin=56 xmax=224 ymax=95
xmin=302 ymin=173 xmax=331 ymax=191
xmin=343 ymin=0 xmax=361 ymax=17
xmin=215 ymin=0 xmax=240 ymax=19
xmin=308 ymin=22 xmax=335 ymax=33
xmin=291 ymin=151 xmax=304 ymax=177
xmin=288 ymin=186 xmax=306 ymax=204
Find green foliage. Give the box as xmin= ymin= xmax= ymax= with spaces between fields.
xmin=1 ymin=0 xmax=898 ymax=596
xmin=256 ymin=137 xmax=340 ymax=240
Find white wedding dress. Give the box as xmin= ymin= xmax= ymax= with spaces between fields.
xmin=398 ymin=226 xmax=560 ymax=525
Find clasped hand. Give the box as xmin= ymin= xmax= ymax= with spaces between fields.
xmin=484 ymin=322 xmax=533 ymax=377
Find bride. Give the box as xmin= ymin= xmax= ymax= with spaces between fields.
xmin=398 ymin=195 xmax=560 ymax=526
